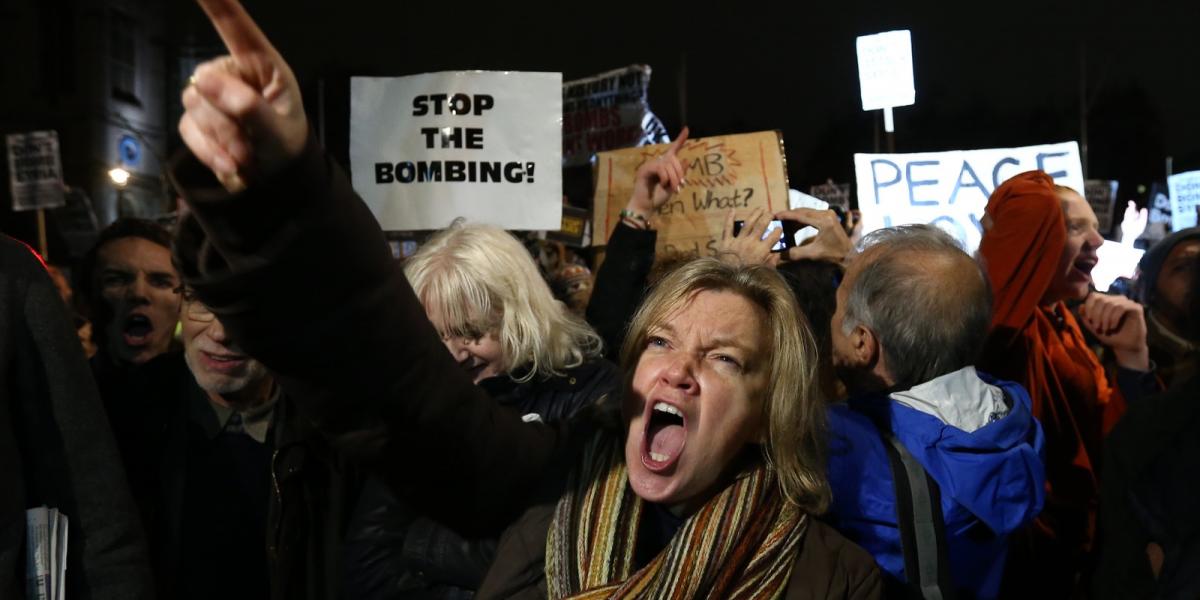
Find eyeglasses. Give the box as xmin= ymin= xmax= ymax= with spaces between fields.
xmin=174 ymin=286 xmax=215 ymax=323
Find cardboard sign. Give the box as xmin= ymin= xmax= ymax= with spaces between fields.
xmin=562 ymin=65 xmax=669 ymax=167
xmin=592 ymin=131 xmax=789 ymax=256
xmin=1168 ymin=170 xmax=1200 ymax=231
xmin=1084 ymin=179 xmax=1119 ymax=233
xmin=6 ymin=131 xmax=65 ymax=212
xmin=350 ymin=71 xmax=562 ymax=231
xmin=854 ymin=141 xmax=1084 ymax=252
xmin=856 ymin=30 xmax=915 ymax=112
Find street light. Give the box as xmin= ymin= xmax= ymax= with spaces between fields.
xmin=108 ymin=167 xmax=131 ymax=187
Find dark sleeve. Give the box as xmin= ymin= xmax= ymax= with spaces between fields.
xmin=169 ymin=138 xmax=562 ymax=534
xmin=1 ymin=237 xmax=153 ymax=600
xmin=343 ymin=478 xmax=494 ymax=599
xmin=585 ymin=222 xmax=657 ymax=360
xmin=1115 ymin=364 xmax=1161 ymax=405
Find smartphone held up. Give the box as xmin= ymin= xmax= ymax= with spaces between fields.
xmin=733 ymin=219 xmax=802 ymax=253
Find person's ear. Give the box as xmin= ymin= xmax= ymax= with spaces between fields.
xmin=848 ymin=323 xmax=878 ymax=368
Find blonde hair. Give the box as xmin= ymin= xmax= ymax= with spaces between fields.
xmin=619 ymin=258 xmax=831 ymax=514
xmin=404 ymin=222 xmax=602 ymax=382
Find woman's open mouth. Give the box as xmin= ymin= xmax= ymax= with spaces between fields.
xmin=1070 ymin=255 xmax=1098 ymax=282
xmin=641 ymin=400 xmax=686 ymax=472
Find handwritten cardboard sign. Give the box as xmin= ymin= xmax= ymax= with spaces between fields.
xmin=592 ymin=131 xmax=789 ymax=256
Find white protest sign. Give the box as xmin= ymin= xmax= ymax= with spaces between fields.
xmin=856 ymin=30 xmax=915 ymax=112
xmin=854 ymin=141 xmax=1084 ymax=253
xmin=1167 ymin=170 xmax=1200 ymax=232
xmin=350 ymin=72 xmax=562 ymax=231
xmin=6 ymin=131 xmax=66 ymax=212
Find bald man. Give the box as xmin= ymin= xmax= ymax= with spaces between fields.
xmin=823 ymin=225 xmax=1045 ymax=600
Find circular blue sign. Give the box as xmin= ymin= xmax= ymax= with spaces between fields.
xmin=118 ymin=134 xmax=141 ymax=167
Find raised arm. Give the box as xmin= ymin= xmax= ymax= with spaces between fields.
xmin=171 ymin=0 xmax=564 ymax=534
xmin=586 ymin=128 xmax=688 ymax=357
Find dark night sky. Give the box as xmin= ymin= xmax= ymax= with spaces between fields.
xmin=168 ymin=0 xmax=1200 ymax=192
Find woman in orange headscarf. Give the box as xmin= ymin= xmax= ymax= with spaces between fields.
xmin=978 ymin=171 xmax=1152 ymax=596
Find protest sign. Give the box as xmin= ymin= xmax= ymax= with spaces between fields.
xmin=1084 ymin=179 xmax=1119 ymax=234
xmin=546 ymin=205 xmax=590 ymax=247
xmin=854 ymin=141 xmax=1084 ymax=252
xmin=562 ymin=65 xmax=669 ymax=167
xmin=592 ymin=131 xmax=788 ymax=256
xmin=808 ymin=181 xmax=852 ymax=211
xmin=350 ymin=71 xmax=562 ymax=231
xmin=856 ymin=30 xmax=915 ymax=112
xmin=6 ymin=131 xmax=65 ymax=212
xmin=1168 ymin=170 xmax=1200 ymax=231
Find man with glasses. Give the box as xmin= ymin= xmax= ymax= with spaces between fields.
xmin=105 ymin=275 xmax=360 ymax=600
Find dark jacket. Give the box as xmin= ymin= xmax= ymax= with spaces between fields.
xmin=0 ymin=235 xmax=153 ymax=600
xmin=98 ymin=351 xmax=361 ymax=600
xmin=169 ymin=136 xmax=881 ymax=599
xmin=1094 ymin=373 xmax=1200 ymax=599
xmin=343 ymin=360 xmax=620 ymax=599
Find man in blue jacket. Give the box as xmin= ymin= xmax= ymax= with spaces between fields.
xmin=824 ymin=224 xmax=1046 ymax=599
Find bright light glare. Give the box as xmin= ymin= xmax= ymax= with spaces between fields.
xmin=108 ymin=167 xmax=131 ymax=187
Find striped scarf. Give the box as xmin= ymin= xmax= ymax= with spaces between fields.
xmin=546 ymin=431 xmax=807 ymax=599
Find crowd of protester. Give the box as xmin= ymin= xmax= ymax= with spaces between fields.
xmin=3 ymin=1 xmax=1199 ymax=598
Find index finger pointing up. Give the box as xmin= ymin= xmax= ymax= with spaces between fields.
xmin=667 ymin=126 xmax=690 ymax=155
xmin=197 ymin=0 xmax=279 ymax=60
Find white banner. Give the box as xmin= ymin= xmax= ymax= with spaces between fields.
xmin=6 ymin=131 xmax=65 ymax=212
xmin=1167 ymin=170 xmax=1200 ymax=232
xmin=854 ymin=141 xmax=1084 ymax=252
xmin=350 ymin=71 xmax=562 ymax=231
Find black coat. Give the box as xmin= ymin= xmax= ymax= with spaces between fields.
xmin=342 ymin=360 xmax=620 ymax=599
xmin=1094 ymin=373 xmax=1200 ymax=599
xmin=98 ymin=351 xmax=362 ymax=600
xmin=0 ymin=235 xmax=152 ymax=600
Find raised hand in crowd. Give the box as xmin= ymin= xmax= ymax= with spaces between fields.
xmin=717 ymin=206 xmax=782 ymax=267
xmin=777 ymin=207 xmax=855 ymax=264
xmin=1080 ymin=291 xmax=1150 ymax=371
xmin=622 ymin=127 xmax=689 ymax=227
xmin=180 ymin=0 xmax=307 ymax=192
xmin=1119 ymin=200 xmax=1149 ymax=246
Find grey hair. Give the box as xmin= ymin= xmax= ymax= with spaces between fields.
xmin=843 ymin=224 xmax=992 ymax=390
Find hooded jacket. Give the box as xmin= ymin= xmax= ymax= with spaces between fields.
xmin=826 ymin=367 xmax=1045 ymax=599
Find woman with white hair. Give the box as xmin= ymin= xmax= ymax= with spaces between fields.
xmin=344 ymin=222 xmax=619 ymax=598
xmin=402 ymin=222 xmax=612 ymax=420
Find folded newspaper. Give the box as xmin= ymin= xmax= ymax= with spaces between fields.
xmin=26 ymin=506 xmax=68 ymax=600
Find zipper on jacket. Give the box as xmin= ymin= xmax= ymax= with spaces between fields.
xmin=269 ymin=447 xmax=282 ymax=560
